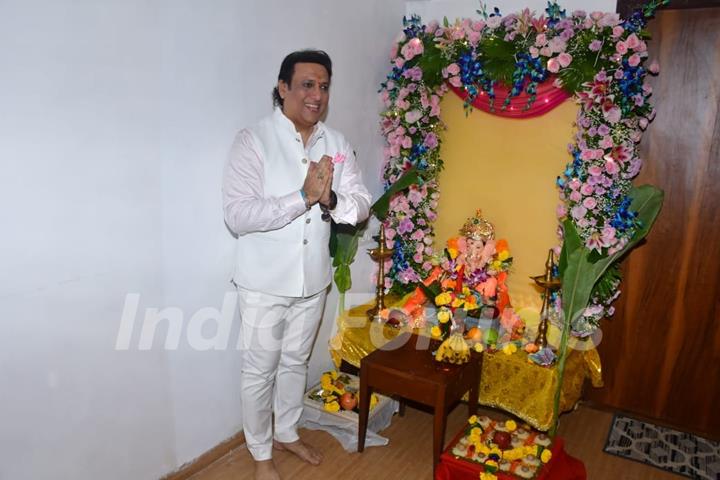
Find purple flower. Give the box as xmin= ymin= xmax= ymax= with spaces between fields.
xmin=589 ymin=40 xmax=602 ymax=52
xmin=423 ymin=132 xmax=439 ymax=149
xmin=397 ymin=218 xmax=415 ymax=235
xmin=571 ymin=205 xmax=588 ymax=220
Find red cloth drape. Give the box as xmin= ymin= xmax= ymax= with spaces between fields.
xmin=435 ymin=434 xmax=587 ymax=480
xmin=448 ymin=79 xmax=571 ymax=118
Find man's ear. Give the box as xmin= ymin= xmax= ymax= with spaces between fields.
xmin=278 ymin=80 xmax=289 ymax=100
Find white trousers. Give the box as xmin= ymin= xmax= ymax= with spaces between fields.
xmin=237 ymin=287 xmax=327 ymax=461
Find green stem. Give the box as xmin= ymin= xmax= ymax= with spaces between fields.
xmin=550 ymin=307 xmax=572 ymax=437
xmin=338 ymin=292 xmax=346 ymax=317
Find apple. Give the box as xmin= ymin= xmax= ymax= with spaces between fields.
xmin=340 ymin=392 xmax=358 ymax=410
xmin=492 ymin=431 xmax=512 ymax=450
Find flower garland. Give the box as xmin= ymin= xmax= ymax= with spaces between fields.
xmin=379 ymin=1 xmax=666 ymax=338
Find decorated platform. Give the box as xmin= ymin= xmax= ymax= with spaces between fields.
xmin=435 ymin=415 xmax=586 ymax=479
xmin=330 ymin=306 xmax=602 ymax=432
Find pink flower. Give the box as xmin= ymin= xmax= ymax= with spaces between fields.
xmin=529 ymin=46 xmax=540 ymax=58
xmin=556 ymin=203 xmax=567 ymax=218
xmin=487 ymin=16 xmax=502 ymax=29
xmin=448 ymin=76 xmax=462 ymax=87
xmin=404 ymin=110 xmax=422 ymax=124
xmin=602 ymin=99 xmax=621 ymax=124
xmin=384 ymin=227 xmax=396 ymax=242
xmin=332 ymin=153 xmax=346 ymax=164
xmin=571 ymin=205 xmax=588 ymax=220
xmin=401 ymin=38 xmax=424 ymax=61
xmin=535 ymin=33 xmax=547 ymax=46
xmin=580 ymin=183 xmax=594 ymax=195
xmin=569 ymin=190 xmax=582 ymax=202
xmin=407 ymin=187 xmax=424 ymax=207
xmin=547 ymin=58 xmax=560 ymax=73
xmin=605 ymin=159 xmax=619 ymax=175
xmin=628 ymin=53 xmax=641 ymax=67
xmin=446 ymin=63 xmax=460 ymax=76
xmin=549 ymin=36 xmax=567 ymax=53
xmin=648 ymin=60 xmax=660 ymax=74
xmin=602 ymin=225 xmax=615 ymax=247
xmin=583 ymin=197 xmax=597 ymax=210
xmin=558 ymin=52 xmax=573 ymax=68
xmin=599 ymin=136 xmax=614 ymax=149
xmin=612 ymin=26 xmax=624 ymax=38
xmin=625 ymin=33 xmax=641 ymax=50
xmin=394 ymin=57 xmax=405 ymax=68
xmin=615 ymin=41 xmax=628 ymax=55
xmin=585 ymin=233 xmax=603 ymax=252
xmin=589 ymin=40 xmax=602 ymax=51
xmin=599 ymin=13 xmax=620 ymax=27
xmin=588 ymin=165 xmax=603 ymax=176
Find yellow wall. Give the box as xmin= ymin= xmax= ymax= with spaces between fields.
xmin=434 ymin=94 xmax=577 ymax=314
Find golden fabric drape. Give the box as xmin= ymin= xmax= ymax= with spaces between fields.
xmin=330 ymin=302 xmax=602 ymax=431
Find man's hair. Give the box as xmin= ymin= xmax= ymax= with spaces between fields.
xmin=272 ymin=49 xmax=332 ymax=107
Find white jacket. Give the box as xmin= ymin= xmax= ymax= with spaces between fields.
xmin=223 ymin=108 xmax=371 ymax=297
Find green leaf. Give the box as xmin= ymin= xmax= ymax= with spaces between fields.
xmin=418 ymin=40 xmax=445 ymax=88
xmin=552 ymin=184 xmax=664 ymax=435
xmin=334 ymin=264 xmax=352 ymax=293
xmin=330 ymin=167 xmax=423 ymax=294
xmin=418 ymin=280 xmax=442 ymax=301
xmin=592 ymin=263 xmax=621 ymax=303
xmin=479 ymin=37 xmax=517 ymax=85
xmin=371 ymin=167 xmax=421 ymax=219
xmin=330 ymin=222 xmax=364 ymax=293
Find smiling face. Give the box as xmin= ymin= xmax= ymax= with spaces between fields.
xmin=278 ymin=62 xmax=330 ymax=137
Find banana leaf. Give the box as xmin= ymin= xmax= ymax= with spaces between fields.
xmin=550 ymin=184 xmax=664 ymax=435
xmin=330 ymin=167 xmax=422 ymax=297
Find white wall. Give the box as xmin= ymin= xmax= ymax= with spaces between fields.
xmin=0 ymin=0 xmax=404 ymax=479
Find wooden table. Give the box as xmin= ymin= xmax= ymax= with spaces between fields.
xmin=357 ymin=332 xmax=482 ymax=472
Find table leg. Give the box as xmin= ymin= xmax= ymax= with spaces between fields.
xmin=398 ymin=398 xmax=406 ymax=417
xmin=432 ymin=390 xmax=447 ymax=472
xmin=468 ymin=371 xmax=479 ymax=419
xmin=358 ymin=367 xmax=370 ymax=453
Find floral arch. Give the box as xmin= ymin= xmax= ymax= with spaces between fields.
xmin=378 ymin=1 xmax=665 ymax=343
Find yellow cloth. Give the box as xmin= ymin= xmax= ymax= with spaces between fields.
xmin=330 ymin=301 xmax=602 ymax=432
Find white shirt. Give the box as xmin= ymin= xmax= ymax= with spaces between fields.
xmin=223 ymin=108 xmax=371 ymax=296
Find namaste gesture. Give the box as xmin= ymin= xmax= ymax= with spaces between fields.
xmin=302 ymin=154 xmax=334 ymax=207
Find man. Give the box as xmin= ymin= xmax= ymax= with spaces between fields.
xmin=222 ymin=50 xmax=371 ymax=480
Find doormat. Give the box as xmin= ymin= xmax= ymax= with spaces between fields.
xmin=604 ymin=414 xmax=720 ymax=479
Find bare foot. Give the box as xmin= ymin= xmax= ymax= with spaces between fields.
xmin=273 ymin=439 xmax=323 ymax=465
xmin=254 ymin=459 xmax=281 ymax=480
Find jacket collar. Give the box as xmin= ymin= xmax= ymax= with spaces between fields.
xmin=272 ymin=107 xmax=326 ymax=146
